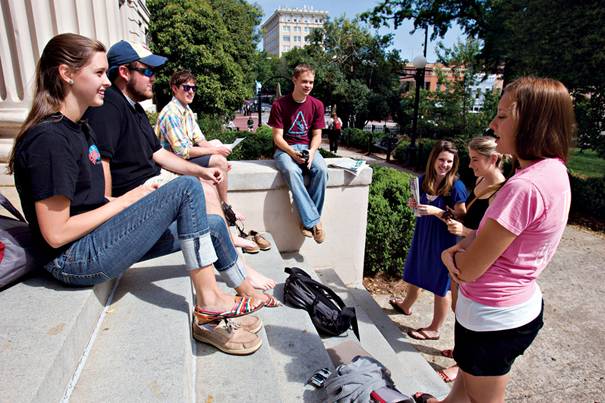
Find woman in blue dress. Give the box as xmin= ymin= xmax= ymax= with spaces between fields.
xmin=390 ymin=140 xmax=467 ymax=340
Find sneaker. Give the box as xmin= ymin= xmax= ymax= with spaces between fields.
xmin=192 ymin=318 xmax=262 ymax=355
xmin=300 ymin=225 xmax=313 ymax=238
xmin=312 ymin=223 xmax=325 ymax=243
xmin=231 ymin=314 xmax=263 ymax=334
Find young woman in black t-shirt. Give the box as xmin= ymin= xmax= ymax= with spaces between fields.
xmin=437 ymin=136 xmax=506 ymax=383
xmin=7 ymin=33 xmax=265 ymax=355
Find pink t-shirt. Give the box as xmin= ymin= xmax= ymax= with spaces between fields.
xmin=268 ymin=94 xmax=325 ymax=145
xmin=460 ymin=158 xmax=571 ymax=307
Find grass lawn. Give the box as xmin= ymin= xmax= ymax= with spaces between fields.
xmin=568 ymin=148 xmax=605 ymax=178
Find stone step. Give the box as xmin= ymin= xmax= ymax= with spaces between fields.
xmin=314 ymin=268 xmax=451 ymax=400
xmin=196 ymin=233 xmax=332 ymax=402
xmin=69 ymin=254 xmax=195 ymax=402
xmin=0 ymin=274 xmax=114 ymax=403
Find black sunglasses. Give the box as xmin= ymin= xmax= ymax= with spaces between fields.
xmin=181 ymin=84 xmax=197 ymax=92
xmin=128 ymin=66 xmax=155 ymax=77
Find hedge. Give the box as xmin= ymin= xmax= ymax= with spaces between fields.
xmin=364 ymin=165 xmax=416 ymax=277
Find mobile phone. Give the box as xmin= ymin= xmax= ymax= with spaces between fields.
xmin=441 ymin=206 xmax=455 ymax=220
xmin=307 ymin=367 xmax=332 ymax=388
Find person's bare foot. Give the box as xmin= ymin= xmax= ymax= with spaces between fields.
xmin=196 ymin=293 xmax=263 ymax=313
xmin=246 ymin=266 xmax=276 ymax=290
xmin=233 ymin=236 xmax=256 ymax=249
xmin=437 ymin=365 xmax=459 ymax=383
xmin=407 ymin=327 xmax=440 ymax=340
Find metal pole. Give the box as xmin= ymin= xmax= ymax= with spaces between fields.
xmin=411 ymin=68 xmax=421 ymax=147
xmin=257 ymin=84 xmax=262 ymax=129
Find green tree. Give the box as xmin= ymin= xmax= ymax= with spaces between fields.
xmin=362 ymin=0 xmax=605 ymax=152
xmin=147 ymin=0 xmax=262 ymax=118
xmin=277 ymin=17 xmax=403 ymax=128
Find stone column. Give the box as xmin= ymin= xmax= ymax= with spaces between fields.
xmin=0 ymin=0 xmax=149 ymax=166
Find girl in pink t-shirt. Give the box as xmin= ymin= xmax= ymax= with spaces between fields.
xmin=414 ymin=77 xmax=574 ymax=403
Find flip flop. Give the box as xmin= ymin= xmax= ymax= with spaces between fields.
xmin=413 ymin=392 xmax=436 ymax=403
xmin=441 ymin=348 xmax=454 ymax=359
xmin=437 ymin=365 xmax=459 ymax=383
xmin=388 ymin=297 xmax=412 ymax=316
xmin=407 ymin=328 xmax=440 ymax=341
xmin=261 ymin=294 xmax=280 ymax=308
xmin=194 ymin=296 xmax=264 ymax=324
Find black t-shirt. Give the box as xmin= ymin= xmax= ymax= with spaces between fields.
xmin=13 ymin=115 xmax=107 ymax=262
xmin=84 ymin=86 xmax=161 ymax=196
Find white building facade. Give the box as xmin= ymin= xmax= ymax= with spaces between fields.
xmin=261 ymin=6 xmax=327 ymax=57
xmin=0 ymin=0 xmax=150 ymax=168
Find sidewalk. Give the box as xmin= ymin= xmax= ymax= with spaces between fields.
xmin=327 ymin=141 xmax=605 ymax=402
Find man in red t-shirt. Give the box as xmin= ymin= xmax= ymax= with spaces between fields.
xmin=268 ymin=64 xmax=327 ymax=243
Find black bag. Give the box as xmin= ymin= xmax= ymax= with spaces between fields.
xmin=283 ymin=267 xmax=360 ymax=340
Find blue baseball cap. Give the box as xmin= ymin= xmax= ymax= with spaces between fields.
xmin=107 ymin=40 xmax=167 ymax=79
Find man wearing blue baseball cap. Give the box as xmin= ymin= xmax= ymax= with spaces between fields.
xmin=84 ymin=41 xmax=278 ymax=346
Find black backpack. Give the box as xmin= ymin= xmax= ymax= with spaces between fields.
xmin=283 ymin=267 xmax=360 ymax=340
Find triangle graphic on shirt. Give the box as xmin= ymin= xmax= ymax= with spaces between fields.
xmin=288 ymin=111 xmax=308 ymax=136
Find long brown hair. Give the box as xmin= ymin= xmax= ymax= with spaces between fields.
xmin=7 ymin=33 xmax=105 ymax=173
xmin=503 ymin=76 xmax=575 ymax=162
xmin=422 ymin=140 xmax=460 ymax=196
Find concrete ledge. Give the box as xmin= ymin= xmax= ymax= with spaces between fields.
xmin=228 ymin=159 xmax=373 ymax=286
xmin=0 ymin=275 xmax=114 ymax=403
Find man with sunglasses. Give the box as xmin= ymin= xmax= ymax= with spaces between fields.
xmin=85 ymin=40 xmax=277 ymax=296
xmin=155 ymin=71 xmax=239 ymax=218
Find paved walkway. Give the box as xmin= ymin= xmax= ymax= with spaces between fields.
xmin=328 ymin=141 xmax=605 ymax=402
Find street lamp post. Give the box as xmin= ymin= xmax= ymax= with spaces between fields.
xmin=410 ymin=55 xmax=427 ymax=148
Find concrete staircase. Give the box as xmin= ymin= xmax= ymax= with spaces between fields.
xmin=0 ymin=234 xmax=449 ymax=402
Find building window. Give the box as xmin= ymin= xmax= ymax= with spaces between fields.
xmin=304 ymin=27 xmax=309 ymax=32
xmin=294 ymin=26 xmax=301 ymax=32
xmin=283 ymin=45 xmax=290 ymax=52
xmin=283 ymin=35 xmax=290 ymax=42
xmin=294 ymin=35 xmax=301 ymax=42
xmin=283 ymin=25 xmax=290 ymax=31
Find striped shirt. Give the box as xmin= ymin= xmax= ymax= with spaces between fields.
xmin=155 ymin=97 xmax=205 ymax=159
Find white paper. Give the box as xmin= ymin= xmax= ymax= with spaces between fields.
xmin=224 ymin=137 xmax=245 ymax=150
xmin=409 ymin=177 xmax=421 ymax=217
xmin=328 ymin=158 xmax=368 ymax=176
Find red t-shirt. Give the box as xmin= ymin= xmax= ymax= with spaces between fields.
xmin=268 ymin=94 xmax=325 ymax=145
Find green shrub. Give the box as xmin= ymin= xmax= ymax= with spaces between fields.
xmin=342 ymin=128 xmax=380 ymax=150
xmin=570 ymin=174 xmax=605 ymax=220
xmin=365 ymin=165 xmax=416 ymax=277
xmin=205 ymin=126 xmax=274 ymax=160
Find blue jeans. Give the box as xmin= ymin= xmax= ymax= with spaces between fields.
xmin=44 ymin=176 xmax=246 ymax=287
xmin=274 ymin=144 xmax=327 ymax=228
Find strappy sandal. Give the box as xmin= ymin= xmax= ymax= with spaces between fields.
xmin=193 ymin=296 xmax=264 ymax=325
xmin=236 ymin=293 xmax=280 ymax=308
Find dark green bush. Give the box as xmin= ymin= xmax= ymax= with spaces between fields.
xmin=365 ymin=165 xmax=416 ymax=277
xmin=569 ymin=174 xmax=605 ymax=220
xmin=205 ymin=125 xmax=274 ymax=160
xmin=342 ymin=128 xmax=383 ymax=150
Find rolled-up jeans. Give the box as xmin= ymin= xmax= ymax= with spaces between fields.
xmin=44 ymin=176 xmax=246 ymax=287
xmin=274 ymin=144 xmax=327 ymax=229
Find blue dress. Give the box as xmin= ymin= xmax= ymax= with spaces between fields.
xmin=403 ymin=175 xmax=468 ymax=297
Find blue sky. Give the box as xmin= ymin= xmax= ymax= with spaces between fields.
xmin=251 ymin=0 xmax=466 ymax=62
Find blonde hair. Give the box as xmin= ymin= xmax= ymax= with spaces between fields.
xmin=468 ymin=136 xmax=503 ymax=168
